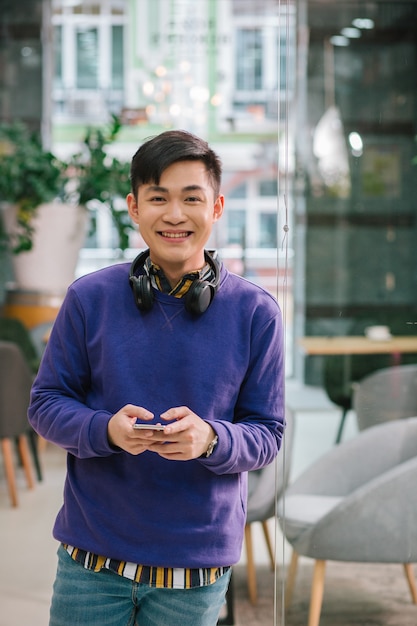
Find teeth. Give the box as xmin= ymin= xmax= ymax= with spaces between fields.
xmin=161 ymin=232 xmax=189 ymax=238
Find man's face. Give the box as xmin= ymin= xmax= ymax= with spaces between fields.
xmin=127 ymin=160 xmax=224 ymax=278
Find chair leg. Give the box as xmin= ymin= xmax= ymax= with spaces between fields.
xmin=17 ymin=434 xmax=35 ymax=490
xmin=261 ymin=519 xmax=275 ymax=570
xmin=27 ymin=429 xmax=43 ymax=482
xmin=403 ymin=563 xmax=417 ymax=604
xmin=244 ymin=523 xmax=258 ymax=605
xmin=285 ymin=550 xmax=299 ymax=610
xmin=1 ymin=438 xmax=19 ymax=507
xmin=308 ymin=559 xmax=326 ymax=626
xmin=335 ymin=407 xmax=348 ymax=444
xmin=38 ymin=435 xmax=48 ymax=454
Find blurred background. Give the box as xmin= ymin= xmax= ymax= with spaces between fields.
xmin=1 ymin=3 xmax=417 ymax=624
xmin=0 ymin=0 xmax=416 ymax=392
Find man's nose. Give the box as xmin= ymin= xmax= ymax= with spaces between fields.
xmin=163 ymin=200 xmax=185 ymax=222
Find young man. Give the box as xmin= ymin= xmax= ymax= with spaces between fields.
xmin=28 ymin=130 xmax=285 ymax=626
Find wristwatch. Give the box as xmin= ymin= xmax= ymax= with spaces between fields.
xmin=205 ymin=434 xmax=218 ymax=458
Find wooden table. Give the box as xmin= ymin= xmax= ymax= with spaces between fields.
xmin=298 ymin=336 xmax=417 ymax=356
xmin=298 ymin=335 xmax=417 ymax=442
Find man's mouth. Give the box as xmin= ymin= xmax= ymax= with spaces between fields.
xmin=159 ymin=231 xmax=191 ymax=239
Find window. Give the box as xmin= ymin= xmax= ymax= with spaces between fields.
xmin=227 ymin=210 xmax=246 ymax=245
xmin=259 ymin=179 xmax=278 ymax=196
xmin=259 ymin=212 xmax=277 ymax=248
xmin=53 ymin=25 xmax=62 ymax=89
xmin=236 ymin=29 xmax=263 ymax=91
xmin=111 ymin=25 xmax=124 ymax=90
xmin=228 ymin=182 xmax=247 ymax=199
xmin=233 ymin=8 xmax=296 ymax=125
xmin=76 ymin=27 xmax=98 ymax=89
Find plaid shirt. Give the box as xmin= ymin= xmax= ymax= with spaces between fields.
xmin=64 ymin=545 xmax=230 ymax=589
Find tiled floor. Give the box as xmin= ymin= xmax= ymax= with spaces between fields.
xmin=0 ymin=381 xmax=356 ymax=626
xmin=0 ymin=444 xmax=66 ymax=626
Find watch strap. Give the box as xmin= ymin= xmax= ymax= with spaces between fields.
xmin=205 ymin=434 xmax=218 ymax=458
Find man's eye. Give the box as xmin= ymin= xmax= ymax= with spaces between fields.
xmin=186 ymin=196 xmax=200 ymax=202
xmin=150 ymin=196 xmax=165 ymax=202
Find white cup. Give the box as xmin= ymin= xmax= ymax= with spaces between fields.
xmin=365 ymin=325 xmax=391 ymax=341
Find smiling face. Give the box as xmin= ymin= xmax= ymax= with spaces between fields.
xmin=127 ymin=160 xmax=224 ymax=285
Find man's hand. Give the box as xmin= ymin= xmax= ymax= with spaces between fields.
xmin=108 ymin=404 xmax=158 ymax=455
xmin=151 ymin=406 xmax=216 ymax=461
xmin=108 ymin=404 xmax=216 ymax=460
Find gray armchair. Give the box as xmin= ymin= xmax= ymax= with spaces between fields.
xmin=0 ymin=340 xmax=36 ymax=506
xmin=353 ymin=364 xmax=417 ymax=431
xmin=278 ymin=417 xmax=417 ymax=626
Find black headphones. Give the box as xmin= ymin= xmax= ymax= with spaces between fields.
xmin=129 ymin=249 xmax=221 ymax=315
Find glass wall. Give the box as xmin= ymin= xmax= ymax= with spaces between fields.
xmin=293 ymin=0 xmax=417 ymax=388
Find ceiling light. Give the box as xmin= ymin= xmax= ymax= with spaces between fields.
xmin=348 ymin=132 xmax=363 ymax=157
xmin=352 ymin=18 xmax=375 ymax=29
xmin=330 ymin=35 xmax=350 ymax=47
xmin=341 ymin=27 xmax=361 ymax=39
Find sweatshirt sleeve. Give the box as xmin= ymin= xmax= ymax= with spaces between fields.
xmin=28 ymin=287 xmax=116 ymax=459
xmin=199 ymin=303 xmax=285 ymax=475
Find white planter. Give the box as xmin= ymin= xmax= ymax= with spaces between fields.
xmin=3 ymin=202 xmax=88 ymax=294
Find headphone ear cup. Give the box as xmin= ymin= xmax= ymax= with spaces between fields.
xmin=129 ymin=275 xmax=154 ymax=311
xmin=185 ymin=280 xmax=215 ymax=315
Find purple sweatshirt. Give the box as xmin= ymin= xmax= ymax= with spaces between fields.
xmin=28 ymin=261 xmax=285 ymax=568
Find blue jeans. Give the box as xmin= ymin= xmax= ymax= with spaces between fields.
xmin=49 ymin=545 xmax=231 ymax=626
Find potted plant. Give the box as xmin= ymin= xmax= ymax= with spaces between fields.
xmin=68 ymin=114 xmax=133 ymax=251
xmin=0 ymin=121 xmax=87 ymax=294
xmin=0 ymin=115 xmax=132 ymax=294
xmin=0 ymin=121 xmax=66 ymax=254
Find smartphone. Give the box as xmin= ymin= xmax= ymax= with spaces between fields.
xmin=133 ymin=423 xmax=166 ymax=431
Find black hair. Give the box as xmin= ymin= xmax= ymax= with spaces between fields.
xmin=130 ymin=130 xmax=222 ymax=198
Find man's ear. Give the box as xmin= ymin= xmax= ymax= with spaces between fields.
xmin=126 ymin=193 xmax=139 ymax=224
xmin=213 ymin=195 xmax=225 ymax=222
